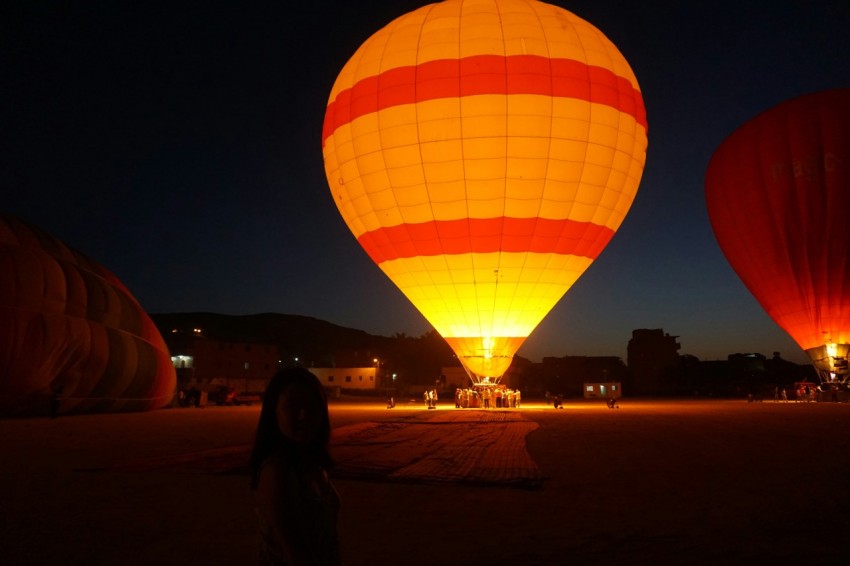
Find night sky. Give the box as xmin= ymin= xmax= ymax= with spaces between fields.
xmin=4 ymin=1 xmax=849 ymax=364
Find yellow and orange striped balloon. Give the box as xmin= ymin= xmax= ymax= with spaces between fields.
xmin=323 ymin=0 xmax=647 ymax=383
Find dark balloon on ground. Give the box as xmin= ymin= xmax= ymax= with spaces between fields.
xmin=0 ymin=215 xmax=175 ymax=416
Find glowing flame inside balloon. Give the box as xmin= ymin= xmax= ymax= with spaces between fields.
xmin=322 ymin=0 xmax=647 ymax=383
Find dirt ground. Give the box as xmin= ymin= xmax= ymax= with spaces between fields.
xmin=2 ymin=398 xmax=848 ymax=565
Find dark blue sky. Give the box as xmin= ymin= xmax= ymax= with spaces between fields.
xmin=4 ymin=1 xmax=849 ymax=364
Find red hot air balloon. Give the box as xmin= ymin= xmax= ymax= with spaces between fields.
xmin=323 ymin=0 xmax=647 ymax=385
xmin=0 ymin=216 xmax=176 ymax=416
xmin=706 ymin=89 xmax=850 ymax=384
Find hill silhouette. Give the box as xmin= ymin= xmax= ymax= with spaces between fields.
xmin=150 ymin=312 xmax=392 ymax=367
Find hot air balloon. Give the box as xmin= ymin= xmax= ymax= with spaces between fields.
xmin=706 ymin=89 xmax=850 ymax=385
xmin=322 ymin=0 xmax=647 ymax=384
xmin=0 ymin=216 xmax=176 ymax=416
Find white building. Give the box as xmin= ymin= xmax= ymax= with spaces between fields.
xmin=309 ymin=367 xmax=377 ymax=391
xmin=583 ymin=382 xmax=622 ymax=399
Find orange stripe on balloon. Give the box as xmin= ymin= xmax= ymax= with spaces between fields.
xmin=322 ymin=54 xmax=646 ymax=146
xmin=357 ymin=217 xmax=615 ymax=264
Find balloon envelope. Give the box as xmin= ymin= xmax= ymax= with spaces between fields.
xmin=323 ymin=0 xmax=647 ymax=382
xmin=705 ymin=89 xmax=850 ymax=380
xmin=0 ymin=216 xmax=176 ymax=415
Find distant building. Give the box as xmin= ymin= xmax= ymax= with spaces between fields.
xmin=309 ymin=367 xmax=377 ymax=391
xmin=627 ymin=329 xmax=681 ymax=394
xmin=165 ymin=328 xmax=279 ymax=394
xmin=164 ymin=326 xmax=384 ymax=396
xmin=537 ymin=355 xmax=627 ymax=397
xmin=583 ymin=382 xmax=622 ymax=399
xmin=698 ymin=352 xmax=818 ymax=397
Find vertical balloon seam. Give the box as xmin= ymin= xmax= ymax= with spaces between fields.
xmin=716 ymin=119 xmax=782 ymax=339
xmin=525 ymin=1 xmax=563 ymax=349
xmin=380 ymin=4 xmax=454 ymax=338
xmin=815 ymin=98 xmax=840 ymax=343
xmin=458 ymin=2 xmax=486 ymax=342
xmin=445 ymin=3 xmax=480 ymax=341
xmin=812 ymin=99 xmax=828 ymax=343
xmin=825 ymin=98 xmax=850 ymax=346
xmin=488 ymin=0 xmax=512 ymax=347
xmin=505 ymin=0 xmax=552 ymax=348
xmin=73 ymin=319 xmax=99 ymax=409
xmin=804 ymin=97 xmax=832 ymax=348
xmin=749 ymin=117 xmax=786 ymax=332
xmin=67 ymin=261 xmax=171 ymax=364
xmin=416 ymin=2 xmax=467 ymax=337
xmin=789 ymin=99 xmax=819 ymax=345
xmin=377 ymin=6 xmax=415 ymax=271
xmin=797 ymin=104 xmax=821 ymax=341
xmin=767 ymin=106 xmax=798 ymax=336
xmin=776 ymin=105 xmax=819 ymax=343
xmin=761 ymin=119 xmax=798 ymax=340
xmin=821 ymin=96 xmax=846 ymax=345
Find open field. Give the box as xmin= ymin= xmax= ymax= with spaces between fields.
xmin=2 ymin=398 xmax=848 ymax=565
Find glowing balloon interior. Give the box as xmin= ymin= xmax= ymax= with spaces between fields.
xmin=0 ymin=216 xmax=176 ymax=416
xmin=706 ymin=89 xmax=850 ymax=383
xmin=323 ymin=0 xmax=647 ymax=383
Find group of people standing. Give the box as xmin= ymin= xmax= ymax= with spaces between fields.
xmin=772 ymin=384 xmax=826 ymax=403
xmin=453 ymin=386 xmax=521 ymax=409
xmin=424 ymin=388 xmax=439 ymax=409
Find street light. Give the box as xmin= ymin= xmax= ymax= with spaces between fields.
xmin=373 ymin=357 xmax=381 ymax=382
xmin=375 ymin=358 xmax=393 ymax=408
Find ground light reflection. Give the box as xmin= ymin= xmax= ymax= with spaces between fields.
xmin=324 ymin=397 xmax=825 ymax=414
xmin=2 ymin=398 xmax=848 ymax=564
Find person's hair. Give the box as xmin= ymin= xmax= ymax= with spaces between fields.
xmin=249 ymin=366 xmax=333 ymax=488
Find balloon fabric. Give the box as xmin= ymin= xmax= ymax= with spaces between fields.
xmin=323 ymin=0 xmax=647 ymax=383
xmin=705 ymin=88 xmax=850 ymax=381
xmin=0 ymin=216 xmax=176 ymax=416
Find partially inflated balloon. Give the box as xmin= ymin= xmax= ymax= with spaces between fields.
xmin=0 ymin=216 xmax=176 ymax=415
xmin=323 ymin=0 xmax=647 ymax=382
xmin=706 ymin=89 xmax=850 ymax=381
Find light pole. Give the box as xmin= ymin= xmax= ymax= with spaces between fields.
xmin=373 ymin=357 xmax=382 ymax=392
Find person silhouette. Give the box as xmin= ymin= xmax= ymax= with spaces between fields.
xmin=250 ymin=367 xmax=341 ymax=565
